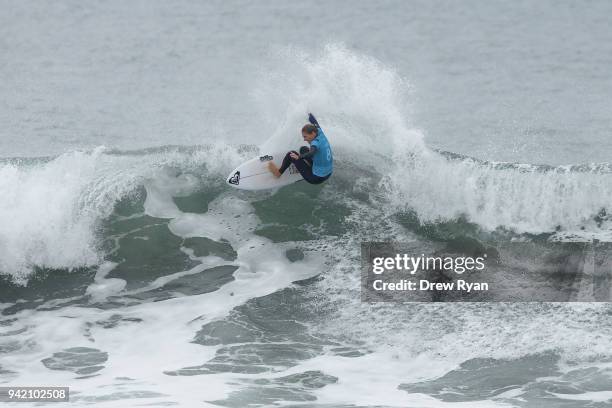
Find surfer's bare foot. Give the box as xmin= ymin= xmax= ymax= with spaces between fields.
xmin=268 ymin=162 xmax=281 ymax=178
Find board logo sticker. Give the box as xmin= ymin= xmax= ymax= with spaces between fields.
xmin=259 ymin=155 xmax=273 ymax=162
xmin=288 ymin=164 xmax=299 ymax=175
xmin=228 ymin=171 xmax=240 ymax=185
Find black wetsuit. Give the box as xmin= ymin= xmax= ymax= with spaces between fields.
xmin=278 ymin=146 xmax=331 ymax=185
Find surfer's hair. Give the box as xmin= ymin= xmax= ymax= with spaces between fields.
xmin=302 ymin=124 xmax=318 ymax=134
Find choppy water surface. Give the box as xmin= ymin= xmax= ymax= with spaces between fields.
xmin=2 ymin=1 xmax=612 ymax=407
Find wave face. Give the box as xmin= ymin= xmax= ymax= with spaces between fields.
xmin=3 ymin=45 xmax=612 ymax=280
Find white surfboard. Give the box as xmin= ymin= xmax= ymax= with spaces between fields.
xmin=226 ymin=149 xmax=306 ymax=191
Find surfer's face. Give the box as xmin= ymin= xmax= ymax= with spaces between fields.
xmin=302 ymin=130 xmax=317 ymax=142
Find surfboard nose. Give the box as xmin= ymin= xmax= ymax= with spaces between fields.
xmin=227 ymin=170 xmax=240 ymax=187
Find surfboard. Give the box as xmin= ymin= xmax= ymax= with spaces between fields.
xmin=226 ymin=149 xmax=307 ymax=191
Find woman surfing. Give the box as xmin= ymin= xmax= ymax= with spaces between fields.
xmin=267 ymin=113 xmax=333 ymax=185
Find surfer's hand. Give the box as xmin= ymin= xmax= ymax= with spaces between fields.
xmin=289 ymin=152 xmax=299 ymax=160
xmin=308 ymin=113 xmax=319 ymax=127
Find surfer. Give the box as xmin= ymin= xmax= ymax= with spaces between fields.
xmin=268 ymin=114 xmax=333 ymax=184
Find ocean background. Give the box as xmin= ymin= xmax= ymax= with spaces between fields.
xmin=2 ymin=1 xmax=612 ymax=406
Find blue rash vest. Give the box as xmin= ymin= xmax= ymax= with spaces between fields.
xmin=310 ymin=129 xmax=333 ymax=177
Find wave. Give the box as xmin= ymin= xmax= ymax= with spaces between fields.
xmin=3 ymin=142 xmax=611 ymax=283
xmin=3 ymin=45 xmax=611 ymax=281
xmin=0 ymin=144 xmax=245 ymax=281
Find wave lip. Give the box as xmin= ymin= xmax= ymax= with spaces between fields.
xmin=382 ymin=148 xmax=612 ymax=236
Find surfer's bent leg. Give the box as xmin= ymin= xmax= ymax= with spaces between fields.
xmin=291 ymin=158 xmax=330 ymax=185
xmin=274 ymin=150 xmax=329 ymax=184
xmin=278 ymin=151 xmax=299 ymax=174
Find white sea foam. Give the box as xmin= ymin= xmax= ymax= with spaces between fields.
xmin=256 ymin=44 xmax=426 ymax=161
xmin=384 ymin=153 xmax=612 ymax=235
xmin=85 ymin=261 xmax=124 ymax=303
xmin=0 ymin=177 xmax=325 ymax=406
xmin=0 ymin=148 xmax=117 ymax=282
xmin=0 ymin=143 xmax=245 ymax=281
